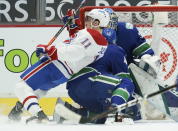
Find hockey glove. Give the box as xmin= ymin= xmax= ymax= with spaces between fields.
xmin=63 ymin=9 xmax=76 ymax=25
xmin=134 ymin=54 xmax=161 ymax=78
xmin=36 ymin=44 xmax=58 ymax=60
xmin=62 ymin=9 xmax=82 ymax=36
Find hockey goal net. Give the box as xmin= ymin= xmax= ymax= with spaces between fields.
xmin=79 ymin=6 xmax=178 ymax=88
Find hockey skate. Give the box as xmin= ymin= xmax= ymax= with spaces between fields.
xmin=26 ymin=110 xmax=49 ymax=124
xmin=8 ymin=101 xmax=23 ymax=121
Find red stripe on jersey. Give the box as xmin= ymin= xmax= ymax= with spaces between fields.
xmin=64 ymin=61 xmax=74 ymax=74
xmin=22 ymin=59 xmax=51 ymax=81
xmin=23 ymin=96 xmax=38 ymax=105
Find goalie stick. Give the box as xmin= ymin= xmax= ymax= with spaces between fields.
xmin=46 ymin=0 xmax=86 ymax=47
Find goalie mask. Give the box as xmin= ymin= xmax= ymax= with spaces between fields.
xmin=103 ymin=8 xmax=118 ymax=30
xmin=85 ymin=9 xmax=110 ymax=28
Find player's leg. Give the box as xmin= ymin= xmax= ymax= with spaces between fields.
xmin=8 ymin=57 xmax=68 ymax=121
xmin=67 ymin=74 xmax=123 ymax=123
xmin=54 ymin=73 xmax=134 ymax=124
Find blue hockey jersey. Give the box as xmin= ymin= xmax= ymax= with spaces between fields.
xmin=102 ymin=22 xmax=154 ymax=64
xmin=66 ymin=44 xmax=135 ymax=113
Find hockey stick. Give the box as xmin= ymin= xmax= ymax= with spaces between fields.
xmin=46 ymin=0 xmax=86 ymax=47
xmin=145 ymin=84 xmax=177 ymax=98
xmin=83 ymin=83 xmax=178 ymax=123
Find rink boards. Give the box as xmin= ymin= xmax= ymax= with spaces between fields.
xmin=0 ymin=97 xmax=72 ymax=116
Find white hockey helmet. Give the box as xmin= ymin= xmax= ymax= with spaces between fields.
xmin=86 ymin=9 xmax=110 ymax=28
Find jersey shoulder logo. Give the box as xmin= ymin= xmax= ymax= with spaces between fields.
xmin=125 ymin=23 xmax=134 ymax=29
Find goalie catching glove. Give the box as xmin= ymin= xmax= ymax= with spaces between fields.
xmin=134 ymin=54 xmax=161 ymax=78
xmin=36 ymin=44 xmax=58 ymax=60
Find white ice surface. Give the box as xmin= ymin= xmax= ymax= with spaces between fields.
xmin=0 ymin=115 xmax=178 ymax=131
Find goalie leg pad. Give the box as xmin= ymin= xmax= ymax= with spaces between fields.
xmin=129 ymin=63 xmax=170 ymax=120
xmin=53 ymin=98 xmax=82 ymax=123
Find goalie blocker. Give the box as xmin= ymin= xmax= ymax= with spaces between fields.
xmin=134 ymin=54 xmax=161 ymax=79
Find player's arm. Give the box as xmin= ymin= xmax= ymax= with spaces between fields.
xmin=35 ymin=42 xmax=86 ymax=63
xmin=131 ymin=25 xmax=161 ymax=78
xmin=111 ymin=77 xmax=135 ymax=106
xmin=131 ymin=25 xmax=154 ymax=59
xmin=108 ymin=45 xmax=131 ymax=80
xmin=36 ymin=40 xmax=91 ymax=63
xmin=108 ymin=46 xmax=135 ymax=106
xmin=57 ymin=42 xmax=86 ymax=62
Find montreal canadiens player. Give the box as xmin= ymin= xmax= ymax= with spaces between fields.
xmin=53 ymin=10 xmax=136 ymax=124
xmin=8 ymin=27 xmax=108 ymax=122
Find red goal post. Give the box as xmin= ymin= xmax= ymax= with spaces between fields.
xmin=79 ymin=6 xmax=178 ymax=86
xmin=79 ymin=6 xmax=178 ymax=28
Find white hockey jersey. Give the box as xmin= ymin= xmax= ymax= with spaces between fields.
xmin=53 ymin=28 xmax=108 ymax=78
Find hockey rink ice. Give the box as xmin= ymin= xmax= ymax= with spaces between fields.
xmin=0 ymin=115 xmax=178 ymax=131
